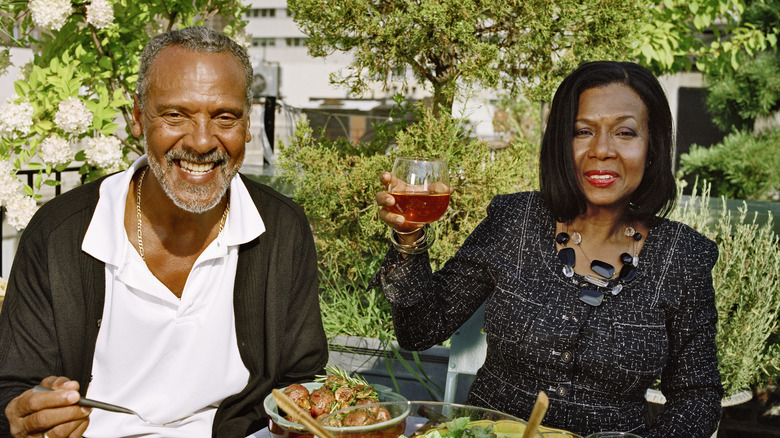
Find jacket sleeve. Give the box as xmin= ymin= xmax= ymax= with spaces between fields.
xmin=377 ymin=194 xmax=518 ymax=351
xmin=646 ymin=233 xmax=723 ymax=438
xmin=0 ymin=212 xmax=59 ymax=436
xmin=213 ymin=183 xmax=328 ymax=438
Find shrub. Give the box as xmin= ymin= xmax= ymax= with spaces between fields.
xmin=703 ymin=50 xmax=780 ymax=132
xmin=276 ymin=104 xmax=538 ymax=338
xmin=671 ymin=183 xmax=780 ymax=395
xmin=679 ymin=129 xmax=780 ymax=201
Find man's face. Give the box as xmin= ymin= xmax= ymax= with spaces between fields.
xmin=132 ymin=45 xmax=250 ymax=213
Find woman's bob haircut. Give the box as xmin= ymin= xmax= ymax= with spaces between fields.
xmin=539 ymin=61 xmax=677 ymax=223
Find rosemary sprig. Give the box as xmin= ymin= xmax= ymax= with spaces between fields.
xmin=314 ymin=364 xmax=371 ymax=387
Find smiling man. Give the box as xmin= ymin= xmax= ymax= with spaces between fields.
xmin=0 ymin=27 xmax=328 ymax=438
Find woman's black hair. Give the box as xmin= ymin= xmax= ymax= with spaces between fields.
xmin=539 ymin=61 xmax=677 ymax=223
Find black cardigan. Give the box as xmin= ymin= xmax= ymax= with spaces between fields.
xmin=0 ymin=174 xmax=329 ymax=437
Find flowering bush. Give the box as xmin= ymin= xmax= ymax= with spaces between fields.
xmin=0 ymin=0 xmax=248 ymax=230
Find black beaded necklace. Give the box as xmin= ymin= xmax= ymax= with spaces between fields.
xmin=556 ymin=226 xmax=642 ymax=306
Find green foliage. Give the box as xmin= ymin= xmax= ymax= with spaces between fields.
xmin=671 ymin=183 xmax=780 ymax=395
xmin=0 ymin=1 xmax=247 ymax=226
xmin=636 ymin=0 xmax=779 ymax=76
xmin=288 ymin=0 xmax=643 ymax=113
xmin=703 ymin=50 xmax=780 ymax=132
xmin=277 ymin=104 xmax=537 ymax=338
xmin=679 ymin=129 xmax=780 ymax=201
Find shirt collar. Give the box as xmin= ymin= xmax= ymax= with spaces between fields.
xmin=82 ymin=155 xmax=265 ymax=266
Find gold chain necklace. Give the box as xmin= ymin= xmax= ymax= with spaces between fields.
xmin=135 ymin=167 xmax=229 ymax=261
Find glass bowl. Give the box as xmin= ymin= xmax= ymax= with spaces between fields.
xmin=318 ymin=401 xmax=546 ymax=438
xmin=263 ymin=382 xmax=408 ymax=438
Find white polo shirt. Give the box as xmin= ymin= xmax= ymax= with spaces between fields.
xmin=82 ymin=156 xmax=263 ymax=437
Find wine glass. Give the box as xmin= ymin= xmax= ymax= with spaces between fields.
xmin=388 ymin=157 xmax=450 ymax=226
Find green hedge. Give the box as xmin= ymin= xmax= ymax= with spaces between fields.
xmin=276 ymin=106 xmax=538 ymax=339
xmin=679 ymin=129 xmax=780 ymax=201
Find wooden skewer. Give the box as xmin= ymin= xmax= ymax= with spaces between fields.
xmin=522 ymin=391 xmax=549 ymax=438
xmin=272 ymin=389 xmax=337 ymax=438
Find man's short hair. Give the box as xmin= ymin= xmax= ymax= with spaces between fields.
xmin=136 ymin=26 xmax=253 ymax=113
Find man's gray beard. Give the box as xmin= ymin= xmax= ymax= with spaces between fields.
xmin=146 ymin=147 xmax=242 ymax=214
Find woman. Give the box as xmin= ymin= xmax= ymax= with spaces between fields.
xmin=374 ymin=61 xmax=722 ymax=437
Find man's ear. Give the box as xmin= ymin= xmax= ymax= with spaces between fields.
xmin=245 ymin=116 xmax=251 ymax=143
xmin=131 ymin=94 xmax=143 ymax=137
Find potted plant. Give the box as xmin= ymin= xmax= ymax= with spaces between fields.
xmin=648 ymin=183 xmax=780 ymax=431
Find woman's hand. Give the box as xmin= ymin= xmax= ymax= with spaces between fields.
xmin=6 ymin=376 xmax=90 ymax=438
xmin=376 ymin=171 xmax=424 ymax=244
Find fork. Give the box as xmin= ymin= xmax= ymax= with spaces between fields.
xmin=33 ymin=385 xmax=193 ymax=426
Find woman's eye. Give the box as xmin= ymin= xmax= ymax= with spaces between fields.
xmin=574 ymin=129 xmax=591 ymax=136
xmin=616 ymin=129 xmax=637 ymax=137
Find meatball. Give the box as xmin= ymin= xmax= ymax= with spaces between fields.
xmin=342 ymin=409 xmax=376 ymax=427
xmin=334 ymin=386 xmax=356 ymax=405
xmin=375 ymin=407 xmax=392 ymax=422
xmin=309 ymin=387 xmax=337 ymax=417
xmin=323 ymin=375 xmax=348 ymax=391
xmin=352 ymin=384 xmax=376 ymax=399
xmin=283 ymin=384 xmax=312 ymax=412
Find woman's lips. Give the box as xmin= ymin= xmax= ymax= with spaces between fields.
xmin=585 ymin=171 xmax=618 ymax=187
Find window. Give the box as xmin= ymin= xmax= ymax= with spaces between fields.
xmin=252 ymin=38 xmax=276 ymax=47
xmin=246 ymin=8 xmax=276 ymax=18
xmin=285 ymin=37 xmax=307 ymax=47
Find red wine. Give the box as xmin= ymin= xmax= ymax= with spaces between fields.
xmin=389 ymin=192 xmax=450 ymax=224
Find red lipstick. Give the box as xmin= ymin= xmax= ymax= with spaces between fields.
xmin=585 ymin=170 xmax=618 ymax=187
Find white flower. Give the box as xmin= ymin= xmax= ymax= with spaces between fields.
xmin=0 ymin=95 xmax=34 ymax=136
xmin=39 ymin=135 xmax=73 ymax=166
xmin=87 ymin=0 xmax=114 ymax=29
xmin=0 ymin=161 xmax=20 ymax=205
xmin=29 ymin=0 xmax=73 ymax=32
xmin=4 ymin=193 xmax=38 ymax=231
xmin=84 ymin=134 xmax=122 ymax=169
xmin=232 ymin=32 xmax=251 ymax=50
xmin=54 ymin=97 xmax=93 ymax=135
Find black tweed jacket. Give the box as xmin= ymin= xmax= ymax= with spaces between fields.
xmin=378 ymin=191 xmax=722 ymax=437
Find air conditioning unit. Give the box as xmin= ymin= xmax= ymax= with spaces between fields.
xmin=252 ymin=63 xmax=280 ymax=99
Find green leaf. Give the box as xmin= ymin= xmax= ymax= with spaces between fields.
xmin=37 ymin=120 xmax=54 ymax=131
xmin=101 ymin=122 xmax=120 ymax=136
xmin=98 ymin=56 xmax=113 ymax=70
xmin=14 ymin=80 xmax=30 ymax=97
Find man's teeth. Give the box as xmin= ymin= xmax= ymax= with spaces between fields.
xmin=590 ymin=174 xmax=613 ymax=179
xmin=180 ymin=160 xmax=215 ymax=174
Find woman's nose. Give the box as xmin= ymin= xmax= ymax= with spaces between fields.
xmin=590 ymin=132 xmax=616 ymax=159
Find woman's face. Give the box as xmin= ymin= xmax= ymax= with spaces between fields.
xmin=572 ymin=83 xmax=649 ymax=214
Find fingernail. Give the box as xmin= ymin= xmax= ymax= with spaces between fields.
xmin=66 ymin=391 xmax=80 ymax=404
xmin=395 ymin=217 xmax=403 ymax=224
xmin=82 ymin=407 xmax=91 ymax=415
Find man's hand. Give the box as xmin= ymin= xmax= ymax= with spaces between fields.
xmin=6 ymin=376 xmax=90 ymax=438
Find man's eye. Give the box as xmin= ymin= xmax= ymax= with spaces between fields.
xmin=216 ymin=114 xmax=239 ymax=125
xmin=574 ymin=129 xmax=591 ymax=136
xmin=616 ymin=130 xmax=637 ymax=137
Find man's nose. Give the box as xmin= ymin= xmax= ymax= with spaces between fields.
xmin=188 ymin=119 xmax=219 ymax=153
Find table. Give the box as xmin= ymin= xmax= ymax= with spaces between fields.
xmin=246 ymin=416 xmax=428 ymax=438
